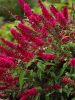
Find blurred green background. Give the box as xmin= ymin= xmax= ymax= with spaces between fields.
xmin=0 ymin=0 xmax=75 ymax=41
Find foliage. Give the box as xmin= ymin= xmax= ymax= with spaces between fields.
xmin=0 ymin=0 xmax=75 ymax=100
xmin=0 ymin=21 xmax=18 ymax=41
xmin=0 ymin=0 xmax=23 ymax=20
xmin=0 ymin=0 xmax=36 ymax=20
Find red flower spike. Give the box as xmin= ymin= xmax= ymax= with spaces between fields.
xmin=0 ymin=68 xmax=7 ymax=75
xmin=20 ymin=96 xmax=28 ymax=100
xmin=56 ymin=12 xmax=68 ymax=26
xmin=38 ymin=0 xmax=51 ymax=20
xmin=10 ymin=28 xmax=20 ymax=40
xmin=62 ymin=6 xmax=68 ymax=20
xmin=20 ymin=88 xmax=38 ymax=100
xmin=62 ymin=75 xmax=71 ymax=84
xmin=18 ymin=23 xmax=34 ymax=41
xmin=41 ymin=53 xmax=55 ymax=61
xmin=20 ymin=51 xmax=34 ymax=62
xmin=43 ymin=84 xmax=62 ymax=90
xmin=4 ymin=75 xmax=18 ymax=86
xmin=59 ymin=32 xmax=65 ymax=38
xmin=50 ymin=5 xmax=58 ymax=17
xmin=0 ymin=86 xmax=8 ymax=90
xmin=11 ymin=28 xmax=26 ymax=45
xmin=61 ymin=36 xmax=71 ymax=43
xmin=69 ymin=58 xmax=75 ymax=67
xmin=38 ymin=0 xmax=56 ymax=27
xmin=0 ymin=57 xmax=16 ymax=68
xmin=24 ymin=3 xmax=33 ymax=17
xmin=33 ymin=37 xmax=45 ymax=47
xmin=1 ymin=38 xmax=17 ymax=49
xmin=52 ymin=84 xmax=62 ymax=90
xmin=48 ymin=37 xmax=52 ymax=43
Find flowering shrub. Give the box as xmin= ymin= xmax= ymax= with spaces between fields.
xmin=0 ymin=0 xmax=75 ymax=99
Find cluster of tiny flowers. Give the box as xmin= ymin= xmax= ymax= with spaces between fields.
xmin=20 ymin=88 xmax=38 ymax=100
xmin=0 ymin=53 xmax=18 ymax=98
xmin=69 ymin=58 xmax=75 ymax=67
xmin=43 ymin=84 xmax=62 ymax=90
xmin=62 ymin=75 xmax=71 ymax=84
xmin=62 ymin=75 xmax=75 ymax=87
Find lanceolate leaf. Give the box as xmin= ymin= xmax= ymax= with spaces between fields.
xmin=19 ymin=70 xmax=25 ymax=90
xmin=37 ymin=61 xmax=45 ymax=72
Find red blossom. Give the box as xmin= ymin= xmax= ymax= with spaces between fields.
xmin=62 ymin=36 xmax=71 ymax=43
xmin=20 ymin=88 xmax=38 ymax=100
xmin=59 ymin=32 xmax=65 ymax=38
xmin=11 ymin=28 xmax=29 ymax=47
xmin=37 ymin=49 xmax=45 ymax=56
xmin=50 ymin=5 xmax=58 ymax=17
xmin=0 ymin=86 xmax=8 ymax=90
xmin=0 ymin=38 xmax=17 ymax=49
xmin=20 ymin=96 xmax=28 ymax=100
xmin=62 ymin=75 xmax=71 ymax=84
xmin=52 ymin=84 xmax=62 ymax=90
xmin=0 ymin=46 xmax=21 ymax=59
xmin=40 ymin=53 xmax=55 ymax=60
xmin=20 ymin=50 xmax=34 ymax=62
xmin=48 ymin=37 xmax=52 ymax=43
xmin=10 ymin=28 xmax=20 ymax=40
xmin=4 ymin=75 xmax=18 ymax=86
xmin=56 ymin=12 xmax=68 ymax=26
xmin=29 ymin=13 xmax=42 ymax=24
xmin=17 ymin=23 xmax=34 ymax=41
xmin=0 ymin=68 xmax=7 ymax=75
xmin=0 ymin=56 xmax=16 ymax=68
xmin=38 ymin=0 xmax=56 ymax=27
xmin=69 ymin=58 xmax=75 ymax=67
xmin=43 ymin=84 xmax=62 ymax=90
xmin=24 ymin=3 xmax=33 ymax=17
xmin=62 ymin=6 xmax=68 ymax=20
xmin=33 ymin=37 xmax=45 ymax=46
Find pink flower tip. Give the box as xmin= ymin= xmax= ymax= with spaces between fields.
xmin=69 ymin=58 xmax=75 ymax=67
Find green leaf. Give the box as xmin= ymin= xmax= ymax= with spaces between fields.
xmin=26 ymin=57 xmax=37 ymax=68
xmin=71 ymin=74 xmax=75 ymax=78
xmin=56 ymin=62 xmax=68 ymax=81
xmin=26 ymin=61 xmax=33 ymax=68
xmin=59 ymin=62 xmax=68 ymax=77
xmin=46 ymin=91 xmax=55 ymax=96
xmin=37 ymin=61 xmax=45 ymax=72
xmin=50 ymin=71 xmax=56 ymax=78
xmin=35 ymin=94 xmax=40 ymax=100
xmin=72 ymin=0 xmax=75 ymax=2
xmin=59 ymin=88 xmax=62 ymax=93
xmin=45 ymin=96 xmax=49 ymax=100
xmin=37 ymin=69 xmax=42 ymax=80
xmin=12 ymin=70 xmax=17 ymax=76
xmin=61 ymin=0 xmax=65 ymax=3
xmin=19 ymin=70 xmax=25 ymax=90
xmin=63 ymin=85 xmax=73 ymax=96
